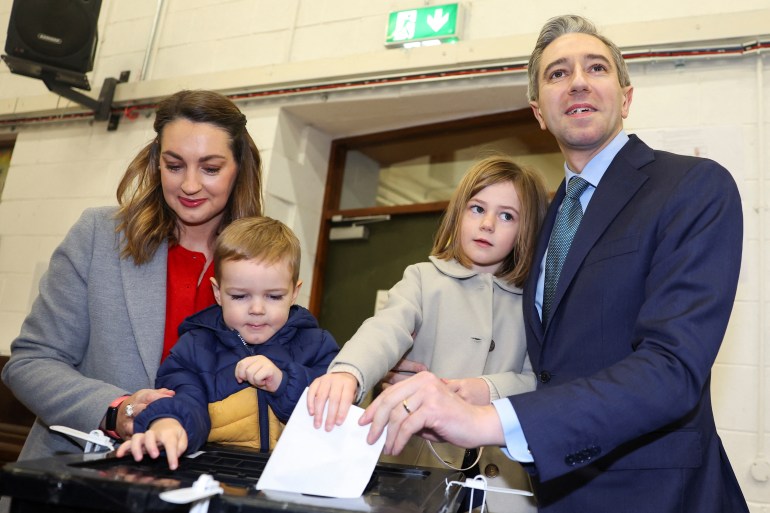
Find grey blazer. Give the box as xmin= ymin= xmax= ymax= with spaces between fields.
xmin=2 ymin=206 xmax=168 ymax=460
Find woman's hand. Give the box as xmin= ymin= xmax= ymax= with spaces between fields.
xmin=116 ymin=417 xmax=187 ymax=470
xmin=116 ymin=388 xmax=175 ymax=440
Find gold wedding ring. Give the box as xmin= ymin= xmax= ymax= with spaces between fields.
xmin=402 ymin=399 xmax=412 ymax=415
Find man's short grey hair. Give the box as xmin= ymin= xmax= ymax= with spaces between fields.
xmin=527 ymin=15 xmax=631 ymax=102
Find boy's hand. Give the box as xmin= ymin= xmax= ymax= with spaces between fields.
xmin=235 ymin=355 xmax=282 ymax=392
xmin=115 ymin=418 xmax=187 ymax=470
xmin=443 ymin=377 xmax=491 ymax=405
xmin=307 ymin=372 xmax=358 ymax=431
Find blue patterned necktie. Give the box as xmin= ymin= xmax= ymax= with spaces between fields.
xmin=542 ymin=176 xmax=590 ymax=325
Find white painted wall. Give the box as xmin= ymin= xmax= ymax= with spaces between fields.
xmin=0 ymin=0 xmax=768 ymax=509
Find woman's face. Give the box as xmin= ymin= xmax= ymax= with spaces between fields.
xmin=159 ymin=119 xmax=239 ymax=237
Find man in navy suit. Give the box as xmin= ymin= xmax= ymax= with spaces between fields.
xmin=361 ymin=14 xmax=749 ymax=513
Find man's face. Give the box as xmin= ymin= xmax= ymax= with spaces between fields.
xmin=529 ymin=32 xmax=633 ymax=168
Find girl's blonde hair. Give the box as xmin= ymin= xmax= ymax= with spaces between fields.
xmin=432 ymin=155 xmax=548 ymax=287
xmin=214 ymin=217 xmax=301 ymax=286
xmin=115 ymin=90 xmax=263 ymax=265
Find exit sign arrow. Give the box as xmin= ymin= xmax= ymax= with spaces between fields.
xmin=427 ymin=8 xmax=449 ymax=32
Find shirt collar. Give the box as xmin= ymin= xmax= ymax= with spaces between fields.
xmin=563 ymin=130 xmax=629 ymax=189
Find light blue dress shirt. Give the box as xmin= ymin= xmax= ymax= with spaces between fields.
xmin=491 ymin=130 xmax=630 ymax=463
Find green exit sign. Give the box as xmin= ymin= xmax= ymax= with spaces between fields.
xmin=385 ymin=4 xmax=461 ymax=48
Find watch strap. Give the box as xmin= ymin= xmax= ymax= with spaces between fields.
xmin=104 ymin=395 xmax=129 ymax=439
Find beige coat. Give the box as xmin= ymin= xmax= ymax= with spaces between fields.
xmin=329 ymin=257 xmax=537 ymax=512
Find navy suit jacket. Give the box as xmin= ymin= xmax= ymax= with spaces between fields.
xmin=511 ymin=135 xmax=748 ymax=512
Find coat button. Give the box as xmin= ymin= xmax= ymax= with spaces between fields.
xmin=489 ymin=340 xmax=495 ymax=352
xmin=539 ymin=371 xmax=551 ymax=383
xmin=484 ymin=464 xmax=499 ymax=478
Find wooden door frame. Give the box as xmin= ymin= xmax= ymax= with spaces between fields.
xmin=309 ymin=109 xmax=548 ymax=316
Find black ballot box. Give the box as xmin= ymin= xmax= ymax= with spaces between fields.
xmin=0 ymin=445 xmax=464 ymax=513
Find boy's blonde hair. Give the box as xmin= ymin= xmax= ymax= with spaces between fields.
xmin=432 ymin=155 xmax=548 ymax=288
xmin=213 ymin=217 xmax=300 ymax=284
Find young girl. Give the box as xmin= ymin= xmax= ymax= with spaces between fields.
xmin=307 ymin=155 xmax=548 ymax=512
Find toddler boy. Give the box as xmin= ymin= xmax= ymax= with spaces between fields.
xmin=117 ymin=217 xmax=339 ymax=469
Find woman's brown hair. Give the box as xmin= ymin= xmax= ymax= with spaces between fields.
xmin=432 ymin=155 xmax=548 ymax=288
xmin=115 ymin=90 xmax=263 ymax=264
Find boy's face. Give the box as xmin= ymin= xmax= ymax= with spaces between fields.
xmin=211 ymin=258 xmax=301 ymax=345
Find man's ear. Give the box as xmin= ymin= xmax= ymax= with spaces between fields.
xmin=621 ymin=85 xmax=634 ymax=119
xmin=291 ymin=279 xmax=303 ymax=303
xmin=530 ymin=100 xmax=547 ymax=130
xmin=210 ymin=277 xmax=223 ymax=306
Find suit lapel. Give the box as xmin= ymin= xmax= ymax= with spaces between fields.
xmin=543 ymin=136 xmax=655 ymax=333
xmin=525 ymin=178 xmax=564 ymax=344
xmin=121 ymin=241 xmax=168 ymax=382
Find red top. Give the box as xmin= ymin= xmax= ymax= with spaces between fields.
xmin=163 ymin=244 xmax=216 ymax=362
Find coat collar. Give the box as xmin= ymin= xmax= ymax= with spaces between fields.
xmin=429 ymin=256 xmax=522 ymax=294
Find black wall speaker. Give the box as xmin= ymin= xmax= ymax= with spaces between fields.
xmin=5 ymin=0 xmax=102 ymax=74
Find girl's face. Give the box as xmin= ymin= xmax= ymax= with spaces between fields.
xmin=160 ymin=118 xmax=239 ymax=237
xmin=460 ymin=181 xmax=521 ymax=274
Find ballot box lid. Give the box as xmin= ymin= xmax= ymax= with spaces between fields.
xmin=0 ymin=445 xmax=464 ymax=513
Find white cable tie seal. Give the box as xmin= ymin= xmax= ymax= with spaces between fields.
xmin=445 ymin=475 xmax=534 ymax=496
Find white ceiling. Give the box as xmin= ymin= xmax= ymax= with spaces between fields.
xmin=283 ymin=74 xmax=531 ymax=138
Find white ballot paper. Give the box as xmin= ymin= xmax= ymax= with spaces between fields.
xmin=256 ymin=388 xmax=387 ymax=498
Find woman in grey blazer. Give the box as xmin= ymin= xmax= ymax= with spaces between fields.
xmin=1 ymin=90 xmax=263 ymax=461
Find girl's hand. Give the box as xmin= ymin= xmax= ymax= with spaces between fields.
xmin=443 ymin=377 xmax=491 ymax=405
xmin=115 ymin=418 xmax=188 ymax=470
xmin=307 ymin=372 xmax=358 ymax=431
xmin=381 ymin=358 xmax=428 ymax=389
xmin=235 ymin=355 xmax=282 ymax=392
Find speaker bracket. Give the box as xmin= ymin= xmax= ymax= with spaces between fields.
xmin=43 ymin=70 xmax=129 ymax=126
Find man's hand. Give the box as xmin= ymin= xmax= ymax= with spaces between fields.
xmin=359 ymin=371 xmax=504 ymax=456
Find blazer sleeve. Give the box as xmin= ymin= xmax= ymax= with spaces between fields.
xmin=327 ymin=264 xmax=424 ymax=402
xmin=1 ymin=207 xmax=143 ymax=434
xmin=510 ymin=159 xmax=742 ymax=482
